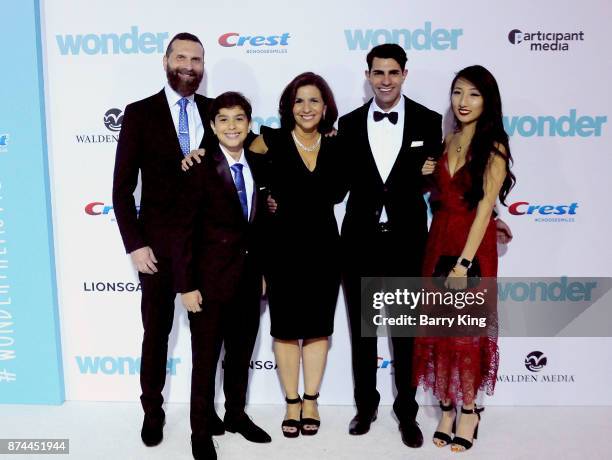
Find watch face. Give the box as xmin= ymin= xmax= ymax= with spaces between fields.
xmin=460 ymin=258 xmax=471 ymax=268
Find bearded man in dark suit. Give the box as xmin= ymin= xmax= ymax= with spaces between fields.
xmin=112 ymin=32 xmax=224 ymax=449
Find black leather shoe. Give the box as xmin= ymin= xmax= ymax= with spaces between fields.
xmin=348 ymin=410 xmax=377 ymax=435
xmin=211 ymin=411 xmax=225 ymax=436
xmin=224 ymin=415 xmax=272 ymax=443
xmin=399 ymin=418 xmax=424 ymax=448
xmin=141 ymin=410 xmax=165 ymax=447
xmin=191 ymin=436 xmax=217 ymax=460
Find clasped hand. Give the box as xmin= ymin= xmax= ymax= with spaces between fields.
xmin=181 ymin=289 xmax=203 ymax=313
xmin=445 ymin=266 xmax=468 ymax=290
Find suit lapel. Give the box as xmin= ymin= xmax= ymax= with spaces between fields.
xmin=386 ymin=96 xmax=418 ymax=184
xmin=195 ymin=95 xmax=212 ymax=149
xmin=212 ymin=147 xmax=252 ymax=222
xmin=360 ymin=100 xmax=384 ymax=186
xmin=153 ymin=89 xmax=184 ymax=159
xmin=245 ymin=151 xmax=258 ymax=223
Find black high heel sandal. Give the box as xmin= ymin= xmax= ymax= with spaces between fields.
xmin=300 ymin=393 xmax=321 ymax=436
xmin=281 ymin=396 xmax=302 ymax=438
xmin=451 ymin=405 xmax=484 ymax=452
xmin=433 ymin=401 xmax=456 ymax=447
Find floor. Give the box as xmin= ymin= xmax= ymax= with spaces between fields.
xmin=0 ymin=403 xmax=609 ymax=459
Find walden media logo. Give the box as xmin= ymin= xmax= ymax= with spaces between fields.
xmin=57 ymin=26 xmax=168 ymax=55
xmin=525 ymin=351 xmax=547 ymax=372
xmin=345 ymin=22 xmax=462 ymax=51
xmin=497 ymin=350 xmax=574 ymax=384
xmin=76 ymin=108 xmax=124 ymax=144
xmin=503 ymin=110 xmax=606 ymax=137
xmin=103 ymin=108 xmax=123 ymax=132
xmin=508 ymin=29 xmax=584 ymax=52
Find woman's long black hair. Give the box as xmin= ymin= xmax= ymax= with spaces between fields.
xmin=452 ymin=65 xmax=516 ymax=208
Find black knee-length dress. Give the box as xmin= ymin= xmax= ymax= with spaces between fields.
xmin=260 ymin=127 xmax=342 ymax=340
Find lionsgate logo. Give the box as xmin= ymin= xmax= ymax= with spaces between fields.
xmin=83 ymin=281 xmax=141 ymax=293
xmin=222 ymin=359 xmax=278 ymax=371
xmin=75 ymin=108 xmax=123 ymax=144
xmin=497 ymin=350 xmax=575 ymax=384
xmin=508 ymin=28 xmax=584 ymax=52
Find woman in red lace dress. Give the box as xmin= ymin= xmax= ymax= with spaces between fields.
xmin=413 ymin=65 xmax=515 ymax=452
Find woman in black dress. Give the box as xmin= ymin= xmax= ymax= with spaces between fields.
xmin=250 ymin=72 xmax=341 ymax=438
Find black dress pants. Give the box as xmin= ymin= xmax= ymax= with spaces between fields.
xmin=342 ymin=227 xmax=423 ymax=422
xmin=138 ymin=256 xmax=176 ymax=418
xmin=188 ymin=267 xmax=261 ymax=439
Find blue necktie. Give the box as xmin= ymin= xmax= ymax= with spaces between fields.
xmin=178 ymin=97 xmax=190 ymax=156
xmin=230 ymin=163 xmax=249 ymax=220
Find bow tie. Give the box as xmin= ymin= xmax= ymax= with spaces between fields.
xmin=373 ymin=111 xmax=398 ymax=124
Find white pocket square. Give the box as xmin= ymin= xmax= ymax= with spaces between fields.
xmin=410 ymin=141 xmax=424 ymax=147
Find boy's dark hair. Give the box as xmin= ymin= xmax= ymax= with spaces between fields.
xmin=209 ymin=91 xmax=252 ymax=121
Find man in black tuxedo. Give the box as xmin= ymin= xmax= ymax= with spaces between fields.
xmin=173 ymin=92 xmax=270 ymax=460
xmin=338 ymin=44 xmax=442 ymax=448
xmin=112 ymin=33 xmax=225 ymax=448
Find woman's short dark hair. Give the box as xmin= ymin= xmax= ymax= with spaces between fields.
xmin=209 ymin=91 xmax=252 ymax=121
xmin=278 ymin=72 xmax=338 ymax=134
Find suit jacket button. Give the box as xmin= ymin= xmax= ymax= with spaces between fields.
xmin=375 ymin=210 xmax=380 ymax=217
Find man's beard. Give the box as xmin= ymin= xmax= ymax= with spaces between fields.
xmin=166 ymin=66 xmax=203 ymax=97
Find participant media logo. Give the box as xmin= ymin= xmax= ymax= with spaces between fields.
xmin=345 ymin=22 xmax=463 ymax=51
xmin=218 ymin=32 xmax=290 ymax=54
xmin=75 ymin=108 xmax=124 ymax=144
xmin=508 ymin=28 xmax=584 ymax=52
xmin=525 ymin=351 xmax=547 ymax=372
xmin=0 ymin=133 xmax=8 ymax=153
xmin=508 ymin=201 xmax=578 ymax=223
xmin=503 ymin=110 xmax=606 ymax=137
xmin=56 ymin=26 xmax=168 ymax=55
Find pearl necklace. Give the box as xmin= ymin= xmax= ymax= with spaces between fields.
xmin=291 ymin=130 xmax=321 ymax=152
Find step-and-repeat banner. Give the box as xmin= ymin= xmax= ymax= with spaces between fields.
xmin=0 ymin=0 xmax=64 ymax=404
xmin=40 ymin=0 xmax=611 ymax=405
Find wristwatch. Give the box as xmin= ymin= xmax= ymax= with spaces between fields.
xmin=457 ymin=257 xmax=472 ymax=269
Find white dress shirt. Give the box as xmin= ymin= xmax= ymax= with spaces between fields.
xmin=367 ymin=97 xmax=405 ymax=222
xmin=164 ymin=84 xmax=204 ymax=152
xmin=219 ymin=145 xmax=254 ymax=218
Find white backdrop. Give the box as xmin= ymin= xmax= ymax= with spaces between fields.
xmin=41 ymin=0 xmax=612 ymax=405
